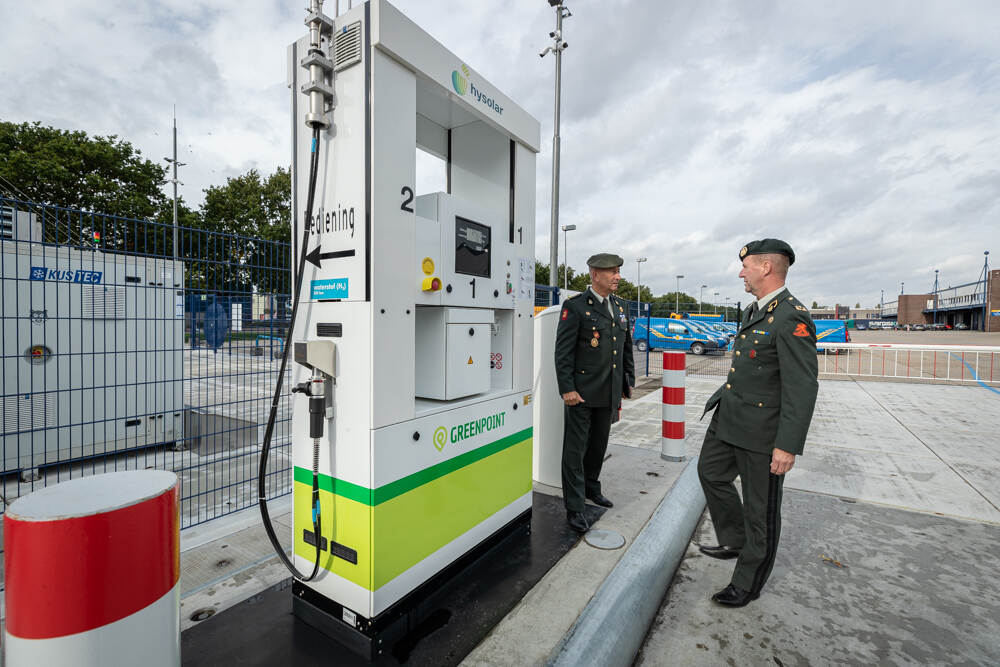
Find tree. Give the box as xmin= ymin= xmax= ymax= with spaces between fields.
xmin=855 ymin=302 xmax=861 ymax=308
xmin=811 ymin=301 xmax=819 ymax=309
xmin=201 ymin=167 xmax=291 ymax=241
xmin=0 ymin=121 xmax=167 ymax=221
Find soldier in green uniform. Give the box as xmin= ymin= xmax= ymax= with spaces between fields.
xmin=697 ymin=239 xmax=818 ymax=606
xmin=554 ymin=253 xmax=635 ymax=533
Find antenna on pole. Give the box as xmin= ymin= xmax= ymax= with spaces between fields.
xmin=163 ymin=105 xmax=186 ymax=259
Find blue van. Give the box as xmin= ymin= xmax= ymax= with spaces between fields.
xmin=683 ymin=319 xmax=732 ymax=347
xmin=633 ymin=318 xmax=724 ymax=355
xmin=814 ymin=320 xmax=849 ymax=344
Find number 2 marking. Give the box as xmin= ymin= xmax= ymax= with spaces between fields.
xmin=400 ymin=186 xmax=414 ymax=213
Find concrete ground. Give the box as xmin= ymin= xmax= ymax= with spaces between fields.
xmin=634 ymin=375 xmax=1000 ymax=666
xmin=637 ymin=493 xmax=1000 ymax=666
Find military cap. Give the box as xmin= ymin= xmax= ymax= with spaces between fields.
xmin=586 ymin=253 xmax=624 ymax=269
xmin=738 ymin=238 xmax=795 ymax=266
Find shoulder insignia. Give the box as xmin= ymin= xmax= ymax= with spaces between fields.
xmin=795 ymin=305 xmax=807 ymax=311
xmin=787 ymin=296 xmax=794 ymax=301
xmin=793 ymin=323 xmax=811 ymax=337
xmin=766 ymin=299 xmax=778 ymax=313
xmin=561 ymin=308 xmax=568 ymax=320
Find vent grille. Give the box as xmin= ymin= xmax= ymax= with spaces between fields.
xmin=1 ymin=205 xmax=14 ymax=239
xmin=82 ymin=285 xmax=127 ymax=319
xmin=2 ymin=392 xmax=55 ymax=435
xmin=317 ymin=322 xmax=343 ymax=337
xmin=334 ymin=21 xmax=362 ymax=72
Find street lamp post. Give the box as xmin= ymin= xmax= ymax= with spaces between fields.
xmin=560 ymin=223 xmax=576 ymax=289
xmin=724 ymin=297 xmax=730 ymax=318
xmin=636 ymin=257 xmax=648 ymax=321
xmin=542 ymin=1 xmax=571 ymax=288
xmin=933 ymin=269 xmax=939 ymax=325
xmin=700 ymin=284 xmax=707 ymax=314
xmin=675 ymin=274 xmax=684 ymax=315
xmin=880 ymin=289 xmax=884 ymax=317
xmin=713 ymin=292 xmax=719 ymax=315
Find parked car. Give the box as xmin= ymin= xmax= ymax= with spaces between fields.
xmin=912 ymin=323 xmax=926 ymax=331
xmin=954 ymin=322 xmax=969 ymax=330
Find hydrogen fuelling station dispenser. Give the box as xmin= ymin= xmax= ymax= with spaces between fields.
xmin=260 ymin=0 xmax=540 ymax=656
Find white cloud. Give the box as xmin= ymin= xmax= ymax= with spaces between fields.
xmin=1 ymin=0 xmax=998 ymax=307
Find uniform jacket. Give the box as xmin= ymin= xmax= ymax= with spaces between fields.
xmin=702 ymin=288 xmax=818 ymax=455
xmin=554 ymin=290 xmax=635 ymax=411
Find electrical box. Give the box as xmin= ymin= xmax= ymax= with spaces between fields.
xmin=1 ymin=224 xmax=184 ymax=474
xmin=415 ymin=307 xmax=493 ymax=400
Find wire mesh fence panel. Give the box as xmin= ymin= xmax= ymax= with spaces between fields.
xmin=1 ymin=197 xmax=293 ymax=537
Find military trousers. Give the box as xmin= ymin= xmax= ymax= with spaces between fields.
xmin=697 ymin=412 xmax=785 ymax=594
xmin=561 ymin=404 xmax=612 ymax=512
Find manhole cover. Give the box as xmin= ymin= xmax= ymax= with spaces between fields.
xmin=585 ymin=529 xmax=626 ymax=550
xmin=190 ymin=608 xmax=216 ymax=622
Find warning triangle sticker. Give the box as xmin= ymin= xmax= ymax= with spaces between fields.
xmin=467 ymin=356 xmax=474 ymax=365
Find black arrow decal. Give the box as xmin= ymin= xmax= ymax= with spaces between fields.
xmin=305 ymin=246 xmax=356 ymax=268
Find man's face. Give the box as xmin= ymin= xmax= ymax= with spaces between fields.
xmin=738 ymin=256 xmax=767 ymax=297
xmin=591 ymin=266 xmax=621 ymax=294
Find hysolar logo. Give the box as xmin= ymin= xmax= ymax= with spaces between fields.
xmin=451 ymin=64 xmax=469 ymax=96
xmin=450 ymin=64 xmax=503 ymax=116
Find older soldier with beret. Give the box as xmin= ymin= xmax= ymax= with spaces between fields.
xmin=554 ymin=253 xmax=635 ymax=533
xmin=697 ymin=238 xmax=818 ymax=606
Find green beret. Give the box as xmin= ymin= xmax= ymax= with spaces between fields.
xmin=738 ymin=238 xmax=795 ymax=266
xmin=586 ymin=253 xmax=624 ymax=269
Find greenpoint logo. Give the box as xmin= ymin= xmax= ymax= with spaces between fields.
xmin=432 ymin=412 xmax=506 ymax=452
xmin=433 ymin=427 xmax=448 ymax=451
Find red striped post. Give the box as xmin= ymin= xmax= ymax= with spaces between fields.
xmin=4 ymin=471 xmax=180 ymax=666
xmin=661 ymin=352 xmax=686 ymax=461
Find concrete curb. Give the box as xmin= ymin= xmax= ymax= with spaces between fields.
xmin=548 ymin=457 xmax=706 ymax=667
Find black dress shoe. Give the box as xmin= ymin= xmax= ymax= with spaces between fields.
xmin=698 ymin=544 xmax=741 ymax=559
xmin=711 ymin=584 xmax=759 ymax=607
xmin=586 ymin=493 xmax=614 ymax=508
xmin=566 ymin=511 xmax=589 ymax=533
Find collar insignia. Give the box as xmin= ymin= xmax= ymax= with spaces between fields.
xmin=766 ymin=299 xmax=778 ymax=313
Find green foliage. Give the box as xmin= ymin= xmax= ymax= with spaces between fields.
xmin=201 ymin=167 xmax=291 ymax=241
xmin=0 ymin=121 xmax=167 ymax=220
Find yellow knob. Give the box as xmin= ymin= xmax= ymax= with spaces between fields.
xmin=421 ymin=257 xmax=435 ymax=275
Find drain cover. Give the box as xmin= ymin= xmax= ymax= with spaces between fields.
xmin=585 ymin=529 xmax=625 ymax=550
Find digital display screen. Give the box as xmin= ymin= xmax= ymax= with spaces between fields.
xmin=455 ymin=217 xmax=491 ymax=278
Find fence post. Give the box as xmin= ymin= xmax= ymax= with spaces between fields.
xmin=3 ymin=471 xmax=181 ymax=666
xmin=661 ymin=351 xmax=686 ymax=461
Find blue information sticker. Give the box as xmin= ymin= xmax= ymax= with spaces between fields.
xmin=311 ymin=278 xmax=349 ymax=300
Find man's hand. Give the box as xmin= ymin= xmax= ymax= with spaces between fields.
xmin=562 ymin=391 xmax=585 ymax=406
xmin=770 ymin=448 xmax=795 ymax=475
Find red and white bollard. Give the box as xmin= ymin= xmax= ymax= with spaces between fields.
xmin=661 ymin=352 xmax=686 ymax=461
xmin=4 ymin=471 xmax=180 ymax=667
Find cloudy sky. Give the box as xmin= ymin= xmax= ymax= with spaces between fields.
xmin=2 ymin=0 xmax=998 ymax=308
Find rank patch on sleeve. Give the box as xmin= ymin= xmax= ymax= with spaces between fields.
xmin=793 ymin=323 xmax=810 ymax=337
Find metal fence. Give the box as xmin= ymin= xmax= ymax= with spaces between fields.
xmin=1 ymin=197 xmax=293 ymax=532
xmin=816 ymin=342 xmax=1000 ymax=386
xmin=633 ymin=342 xmax=1000 ymax=389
